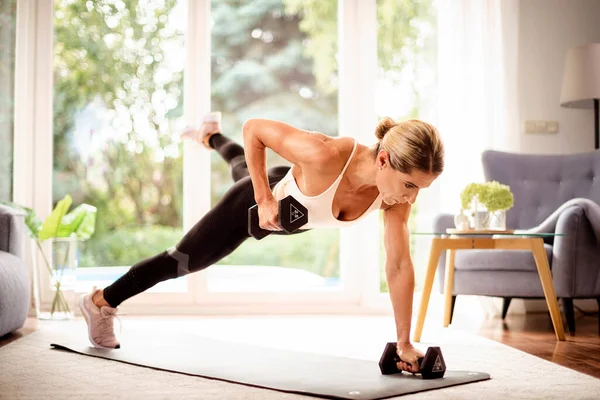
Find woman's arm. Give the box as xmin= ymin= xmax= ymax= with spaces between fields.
xmin=383 ymin=203 xmax=415 ymax=346
xmin=384 ymin=203 xmax=425 ymax=372
xmin=242 ymin=118 xmax=332 ymax=205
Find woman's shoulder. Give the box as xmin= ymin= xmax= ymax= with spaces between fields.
xmin=297 ymin=134 xmax=351 ymax=172
xmin=317 ymin=135 xmax=355 ymax=155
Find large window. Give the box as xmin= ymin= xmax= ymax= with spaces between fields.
xmin=53 ymin=0 xmax=187 ymax=289
xmin=0 ymin=0 xmax=16 ymax=202
xmin=33 ymin=0 xmax=438 ymax=311
xmin=207 ymin=0 xmax=341 ymax=292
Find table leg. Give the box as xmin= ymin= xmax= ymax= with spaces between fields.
xmin=413 ymin=238 xmax=444 ymax=342
xmin=443 ymin=249 xmax=456 ymax=327
xmin=530 ymin=239 xmax=566 ymax=341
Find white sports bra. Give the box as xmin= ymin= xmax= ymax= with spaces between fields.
xmin=271 ymin=139 xmax=382 ymax=229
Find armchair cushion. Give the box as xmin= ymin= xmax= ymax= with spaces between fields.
xmin=453 ymin=245 xmax=552 ymax=273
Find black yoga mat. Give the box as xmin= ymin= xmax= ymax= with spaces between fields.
xmin=51 ymin=334 xmax=490 ymax=400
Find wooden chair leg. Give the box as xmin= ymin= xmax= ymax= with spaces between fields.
xmin=502 ymin=297 xmax=512 ymax=320
xmin=449 ymin=295 xmax=457 ymax=324
xmin=414 ymin=239 xmax=444 ymax=342
xmin=443 ymin=249 xmax=456 ymax=327
xmin=560 ymin=298 xmax=575 ymax=333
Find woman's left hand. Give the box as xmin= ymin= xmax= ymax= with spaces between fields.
xmin=396 ymin=343 xmax=425 ymax=374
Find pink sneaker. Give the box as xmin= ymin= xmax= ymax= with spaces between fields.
xmin=79 ymin=288 xmax=121 ymax=349
xmin=179 ymin=111 xmax=222 ymax=150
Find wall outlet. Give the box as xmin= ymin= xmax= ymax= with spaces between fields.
xmin=523 ymin=120 xmax=559 ymax=134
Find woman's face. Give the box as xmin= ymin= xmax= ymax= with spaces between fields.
xmin=375 ymin=151 xmax=438 ymax=206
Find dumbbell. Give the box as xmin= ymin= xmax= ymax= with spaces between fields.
xmin=378 ymin=343 xmax=446 ymax=379
xmin=248 ymin=195 xmax=309 ymax=240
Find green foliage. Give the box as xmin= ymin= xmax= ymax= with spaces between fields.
xmin=460 ymin=181 xmax=514 ymax=212
xmin=208 ymin=0 xmax=341 ymax=205
xmin=39 ymin=195 xmax=72 ymax=240
xmin=284 ymin=0 xmax=436 ymax=90
xmin=80 ymin=225 xmax=339 ymax=277
xmin=53 ymin=0 xmax=183 ymax=228
xmin=81 ymin=225 xmax=183 ymax=267
xmin=220 ymin=229 xmax=340 ymax=277
xmin=1 ymin=195 xmax=97 ymax=240
xmin=56 ymin=204 xmax=97 ymax=240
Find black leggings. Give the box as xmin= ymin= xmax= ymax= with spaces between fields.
xmin=102 ymin=133 xmax=294 ymax=307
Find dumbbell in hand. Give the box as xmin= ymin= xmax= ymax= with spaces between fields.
xmin=248 ymin=195 xmax=308 ymax=240
xmin=378 ymin=343 xmax=446 ymax=379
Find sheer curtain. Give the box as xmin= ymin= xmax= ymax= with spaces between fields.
xmin=435 ymin=0 xmax=520 ymax=214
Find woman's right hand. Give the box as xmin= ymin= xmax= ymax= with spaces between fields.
xmin=258 ymin=198 xmax=282 ymax=231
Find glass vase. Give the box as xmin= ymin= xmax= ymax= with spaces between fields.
xmin=469 ymin=197 xmax=507 ymax=231
xmin=471 ymin=196 xmax=490 ymax=230
xmin=454 ymin=209 xmax=470 ymax=230
xmin=488 ymin=209 xmax=507 ymax=230
xmin=36 ymin=237 xmax=82 ymax=320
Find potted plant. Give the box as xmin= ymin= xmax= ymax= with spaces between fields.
xmin=1 ymin=195 xmax=97 ymax=319
xmin=459 ymin=181 xmax=514 ymax=230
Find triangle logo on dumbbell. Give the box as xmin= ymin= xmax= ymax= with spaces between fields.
xmin=289 ymin=204 xmax=305 ymax=223
xmin=432 ymin=355 xmax=444 ymax=372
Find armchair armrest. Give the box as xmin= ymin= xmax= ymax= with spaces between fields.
xmin=551 ymin=203 xmax=600 ymax=298
xmin=519 ymin=198 xmax=600 ymax=239
xmin=0 ymin=204 xmax=26 ymax=259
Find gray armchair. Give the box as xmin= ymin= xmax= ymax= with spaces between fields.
xmin=434 ymin=150 xmax=600 ymax=333
xmin=0 ymin=204 xmax=30 ymax=337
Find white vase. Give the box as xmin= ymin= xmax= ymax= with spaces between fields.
xmin=454 ymin=210 xmax=470 ymax=230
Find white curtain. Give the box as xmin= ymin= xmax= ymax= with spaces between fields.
xmin=435 ymin=0 xmax=520 ymax=214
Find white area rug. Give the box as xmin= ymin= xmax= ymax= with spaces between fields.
xmin=0 ymin=316 xmax=598 ymax=400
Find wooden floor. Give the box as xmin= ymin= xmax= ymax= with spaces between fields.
xmin=452 ymin=312 xmax=600 ymax=378
xmin=2 ymin=312 xmax=599 ymax=379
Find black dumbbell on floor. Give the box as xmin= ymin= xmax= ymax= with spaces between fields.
xmin=379 ymin=343 xmax=446 ymax=379
xmin=248 ymin=195 xmax=309 ymax=240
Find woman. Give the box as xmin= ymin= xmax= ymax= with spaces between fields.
xmin=79 ymin=112 xmax=444 ymax=374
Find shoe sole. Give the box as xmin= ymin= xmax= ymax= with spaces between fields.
xmin=78 ymin=295 xmax=120 ymax=350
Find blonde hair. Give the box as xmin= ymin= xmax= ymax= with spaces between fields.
xmin=372 ymin=117 xmax=444 ymax=174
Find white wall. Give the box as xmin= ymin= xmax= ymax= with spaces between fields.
xmin=518 ymin=0 xmax=600 ymax=154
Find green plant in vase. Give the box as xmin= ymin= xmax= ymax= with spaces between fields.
xmin=1 ymin=195 xmax=97 ymax=317
xmin=460 ymin=181 xmax=514 ymax=229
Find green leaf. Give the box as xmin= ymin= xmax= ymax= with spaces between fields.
xmin=39 ymin=195 xmax=72 ymax=240
xmin=0 ymin=201 xmax=43 ymax=239
xmin=57 ymin=203 xmax=97 ymax=239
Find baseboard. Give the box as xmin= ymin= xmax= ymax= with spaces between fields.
xmin=524 ymin=298 xmax=599 ymax=313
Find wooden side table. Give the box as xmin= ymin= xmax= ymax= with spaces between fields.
xmin=412 ymin=231 xmax=566 ymax=341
